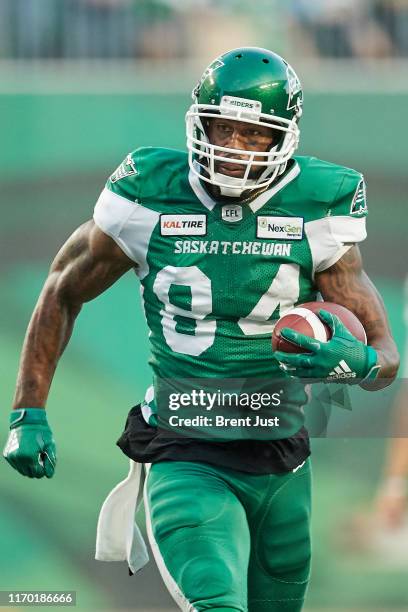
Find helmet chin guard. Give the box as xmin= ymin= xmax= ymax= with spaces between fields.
xmin=185 ymin=47 xmax=303 ymax=198
xmin=212 ymin=171 xmax=259 ymax=198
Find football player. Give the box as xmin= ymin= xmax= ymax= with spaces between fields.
xmin=3 ymin=48 xmax=400 ymax=611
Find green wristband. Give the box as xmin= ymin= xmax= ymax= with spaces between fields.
xmin=9 ymin=408 xmax=48 ymax=429
xmin=362 ymin=346 xmax=381 ymax=382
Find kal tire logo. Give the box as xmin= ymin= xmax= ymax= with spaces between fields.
xmin=257 ymin=216 xmax=304 ymax=240
xmin=160 ymin=214 xmax=207 ymax=236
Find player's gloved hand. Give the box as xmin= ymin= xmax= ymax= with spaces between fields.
xmin=274 ymin=309 xmax=380 ymax=384
xmin=3 ymin=408 xmax=56 ymax=478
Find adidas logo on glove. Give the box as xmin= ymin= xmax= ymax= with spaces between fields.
xmin=328 ymin=360 xmax=356 ymax=381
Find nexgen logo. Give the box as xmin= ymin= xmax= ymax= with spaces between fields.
xmin=160 ymin=214 xmax=207 ymax=236
xmin=257 ymin=216 xmax=304 ymax=240
xmin=268 ymin=223 xmax=302 ymax=235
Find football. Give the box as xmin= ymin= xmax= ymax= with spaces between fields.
xmin=272 ymin=301 xmax=367 ymax=353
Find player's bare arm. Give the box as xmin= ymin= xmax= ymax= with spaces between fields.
xmin=13 ymin=220 xmax=134 ymax=410
xmin=316 ymin=245 xmax=399 ymax=388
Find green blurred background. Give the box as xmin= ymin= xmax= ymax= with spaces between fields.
xmin=1 ymin=1 xmax=407 ymax=610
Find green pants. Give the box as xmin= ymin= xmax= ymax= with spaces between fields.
xmin=144 ymin=459 xmax=312 ymax=612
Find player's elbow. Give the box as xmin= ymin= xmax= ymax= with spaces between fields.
xmin=362 ymin=346 xmax=400 ymax=391
xmin=385 ymin=342 xmax=401 ymax=382
xmin=43 ymin=270 xmax=83 ymax=320
xmin=388 ymin=350 xmax=401 ymax=382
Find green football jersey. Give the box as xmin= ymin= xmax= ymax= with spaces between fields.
xmin=94 ymin=147 xmax=367 ymax=434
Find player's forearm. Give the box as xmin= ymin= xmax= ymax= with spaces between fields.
xmin=12 ymin=277 xmax=81 ymax=409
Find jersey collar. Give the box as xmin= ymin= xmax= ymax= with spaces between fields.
xmin=188 ymin=161 xmax=300 ymax=213
xmin=188 ymin=165 xmax=217 ymax=211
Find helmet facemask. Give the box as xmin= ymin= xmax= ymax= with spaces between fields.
xmin=186 ymin=97 xmax=302 ymax=198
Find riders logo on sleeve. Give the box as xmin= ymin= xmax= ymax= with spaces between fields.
xmin=350 ymin=179 xmax=367 ymax=216
xmin=110 ymin=154 xmax=138 ymax=183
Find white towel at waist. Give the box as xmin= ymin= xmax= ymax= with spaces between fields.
xmin=95 ymin=459 xmax=149 ymax=574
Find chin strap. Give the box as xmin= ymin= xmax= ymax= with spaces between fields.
xmin=213 ymin=172 xmax=256 ymax=197
xmin=213 ymin=161 xmax=288 ymax=199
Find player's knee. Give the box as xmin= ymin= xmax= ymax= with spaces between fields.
xmin=261 ymin=536 xmax=311 ymax=583
xmin=257 ymin=478 xmax=311 ymax=582
xmin=172 ymin=554 xmax=246 ymax=612
xmin=257 ymin=508 xmax=311 ymax=582
xmin=180 ymin=554 xmax=236 ymax=591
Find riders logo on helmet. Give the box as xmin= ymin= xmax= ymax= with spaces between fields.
xmin=286 ymin=64 xmax=303 ymax=111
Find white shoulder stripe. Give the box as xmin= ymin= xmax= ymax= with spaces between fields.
xmin=94 ymin=187 xmax=136 ymax=238
xmin=305 ymin=215 xmax=367 ymax=276
xmin=94 ymin=187 xmax=160 ymax=279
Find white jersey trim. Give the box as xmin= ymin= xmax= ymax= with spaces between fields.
xmin=188 ymin=167 xmax=216 ymax=211
xmin=188 ymin=161 xmax=300 ymax=213
xmin=305 ymin=215 xmax=367 ymax=276
xmin=249 ymin=162 xmax=300 ymax=213
xmin=94 ymin=187 xmax=160 ymax=279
